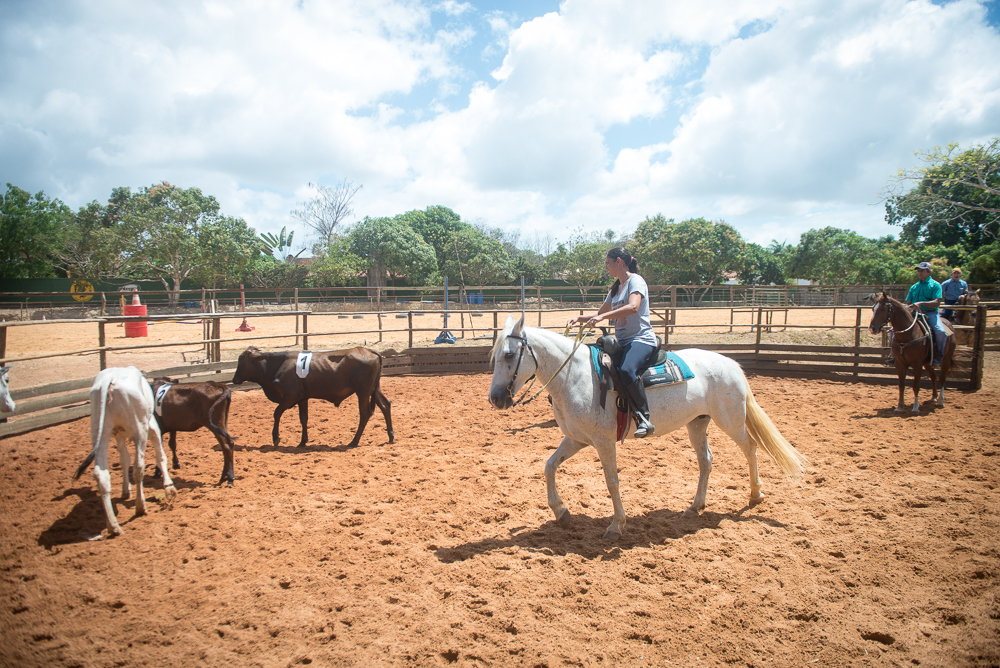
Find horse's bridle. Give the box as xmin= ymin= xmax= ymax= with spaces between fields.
xmin=873 ymin=299 xmax=919 ymax=335
xmin=503 ymin=333 xmax=540 ymax=407
xmin=502 ymin=325 xmax=593 ymax=407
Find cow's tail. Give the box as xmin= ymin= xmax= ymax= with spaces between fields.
xmin=208 ymin=387 xmax=235 ymax=444
xmin=75 ymin=375 xmax=111 ymax=479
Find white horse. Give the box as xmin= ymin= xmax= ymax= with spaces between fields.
xmin=488 ymin=315 xmax=807 ymax=541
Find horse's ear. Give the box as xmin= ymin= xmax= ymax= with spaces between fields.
xmin=512 ymin=314 xmax=525 ymax=336
xmin=503 ymin=314 xmax=515 ymax=332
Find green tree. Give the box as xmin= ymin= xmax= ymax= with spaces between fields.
xmin=555 ymin=232 xmax=613 ymax=301
xmin=307 ymin=235 xmax=366 ymax=287
xmin=0 ymin=184 xmax=71 ymax=279
xmin=123 ymin=182 xmax=263 ymax=305
xmin=884 ymin=138 xmax=1000 ymax=251
xmin=397 ymin=205 xmax=471 ymax=269
xmin=739 ymin=241 xmax=788 ymax=285
xmin=440 ymin=225 xmax=514 ymax=288
xmin=259 ymin=226 xmax=304 ymax=260
xmin=634 ymin=215 xmax=748 ymax=304
xmin=966 ymin=240 xmax=1000 ymax=284
xmin=348 ymin=216 xmax=437 ymax=288
xmin=245 ymin=257 xmax=311 ymax=302
xmin=55 ymin=197 xmax=134 ymax=281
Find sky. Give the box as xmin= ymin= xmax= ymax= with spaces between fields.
xmin=2 ymin=0 xmax=999 ymax=255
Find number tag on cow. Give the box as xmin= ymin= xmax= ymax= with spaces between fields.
xmin=296 ymin=352 xmax=313 ymax=378
xmin=154 ymin=383 xmax=170 ymax=416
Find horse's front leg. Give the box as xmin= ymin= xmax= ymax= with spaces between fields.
xmin=544 ymin=437 xmax=587 ymax=528
xmin=895 ymin=364 xmax=907 ymax=413
xmin=594 ymin=440 xmax=627 ymax=541
xmin=911 ymin=366 xmax=923 ymax=413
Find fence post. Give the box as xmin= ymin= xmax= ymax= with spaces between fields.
xmin=302 ymin=314 xmax=309 ymax=351
xmin=663 ymin=309 xmax=669 ymax=346
xmin=493 ymin=311 xmax=498 ymax=345
xmin=754 ymin=307 xmax=763 ymax=363
xmin=408 ymin=311 xmax=413 ymax=349
xmin=853 ymin=308 xmax=862 ymax=378
xmin=970 ymin=304 xmax=987 ymax=391
xmin=98 ymin=321 xmax=107 ymax=370
xmin=378 ymin=311 xmax=383 ymax=343
xmin=671 ymin=286 xmax=677 ymax=308
xmin=212 ymin=318 xmax=221 ymax=362
xmin=101 ymin=292 xmax=106 ymax=317
xmin=537 ymin=286 xmax=542 ymax=327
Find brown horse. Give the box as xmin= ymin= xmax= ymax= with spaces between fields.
xmin=948 ymin=289 xmax=981 ymax=346
xmin=869 ymin=292 xmax=956 ymax=413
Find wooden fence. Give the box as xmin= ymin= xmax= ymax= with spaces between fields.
xmin=0 ymin=304 xmax=990 ymax=440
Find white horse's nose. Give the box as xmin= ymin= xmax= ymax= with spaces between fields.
xmin=488 ymin=391 xmax=512 ymax=409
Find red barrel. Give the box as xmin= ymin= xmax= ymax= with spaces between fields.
xmin=123 ymin=304 xmax=148 ymax=337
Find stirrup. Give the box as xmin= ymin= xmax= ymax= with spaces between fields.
xmin=633 ymin=414 xmax=655 ymax=439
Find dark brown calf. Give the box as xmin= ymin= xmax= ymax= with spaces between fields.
xmin=151 ymin=378 xmax=236 ymax=486
xmin=232 ymin=346 xmax=394 ymax=448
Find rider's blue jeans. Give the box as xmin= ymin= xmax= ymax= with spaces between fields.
xmin=620 ymin=340 xmax=657 ymax=387
xmin=923 ymin=311 xmax=949 ymax=363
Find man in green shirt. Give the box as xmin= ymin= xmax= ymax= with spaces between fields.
xmin=904 ymin=262 xmax=948 ymax=368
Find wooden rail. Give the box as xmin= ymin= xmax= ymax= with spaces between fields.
xmin=0 ymin=305 xmax=989 ymax=439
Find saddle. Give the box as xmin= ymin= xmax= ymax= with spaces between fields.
xmin=589 ymin=332 xmax=693 ymax=440
xmin=890 ymin=311 xmax=938 ymax=365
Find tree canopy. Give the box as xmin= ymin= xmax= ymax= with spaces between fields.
xmin=885 ymin=138 xmax=1000 ymax=251
xmin=348 ymin=216 xmax=437 ymax=288
xmin=0 ymin=184 xmax=71 ymax=279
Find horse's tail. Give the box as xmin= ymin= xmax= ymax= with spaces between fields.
xmin=743 ymin=378 xmax=808 ymax=479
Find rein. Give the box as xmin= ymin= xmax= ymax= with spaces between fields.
xmin=505 ymin=324 xmax=594 ymax=407
xmin=877 ymin=300 xmax=919 ymax=335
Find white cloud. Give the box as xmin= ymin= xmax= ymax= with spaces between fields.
xmin=1 ymin=0 xmax=998 ymax=253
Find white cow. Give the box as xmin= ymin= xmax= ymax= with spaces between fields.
xmin=0 ymin=365 xmax=14 ymax=413
xmin=74 ymin=367 xmax=177 ymax=536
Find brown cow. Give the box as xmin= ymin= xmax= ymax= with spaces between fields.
xmin=150 ymin=378 xmax=237 ymax=486
xmin=232 ymin=346 xmax=394 ymax=448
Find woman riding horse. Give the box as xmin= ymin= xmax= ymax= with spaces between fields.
xmin=567 ymin=247 xmax=657 ymax=438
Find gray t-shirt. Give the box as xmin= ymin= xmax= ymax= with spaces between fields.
xmin=604 ymin=274 xmax=658 ymax=346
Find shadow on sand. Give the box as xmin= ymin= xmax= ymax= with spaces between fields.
xmin=433 ymin=504 xmax=787 ymax=563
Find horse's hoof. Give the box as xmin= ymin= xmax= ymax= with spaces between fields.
xmin=894 ymin=407 xmax=903 ymax=413
xmin=681 ymin=507 xmax=701 ymax=518
xmin=602 ymin=528 xmax=621 ymax=541
xmin=556 ymin=508 xmax=571 ymax=527
xmin=749 ymin=492 xmax=765 ymax=506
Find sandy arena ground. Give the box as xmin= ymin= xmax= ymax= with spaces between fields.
xmin=1 ymin=317 xmax=999 ymax=665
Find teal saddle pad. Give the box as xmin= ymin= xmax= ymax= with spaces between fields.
xmin=641 ymin=352 xmax=695 ymax=388
xmin=590 ymin=347 xmax=695 ymax=389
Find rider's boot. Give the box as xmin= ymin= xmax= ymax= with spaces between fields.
xmin=626 ymin=379 xmax=655 ymax=438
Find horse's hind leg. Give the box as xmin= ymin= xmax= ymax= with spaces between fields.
xmin=708 ymin=412 xmax=765 ymax=509
xmin=683 ymin=415 xmax=714 ymax=516
xmin=544 ymin=437 xmax=587 ymax=529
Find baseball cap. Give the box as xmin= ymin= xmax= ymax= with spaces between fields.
xmin=916 ymin=262 xmax=932 ymax=270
